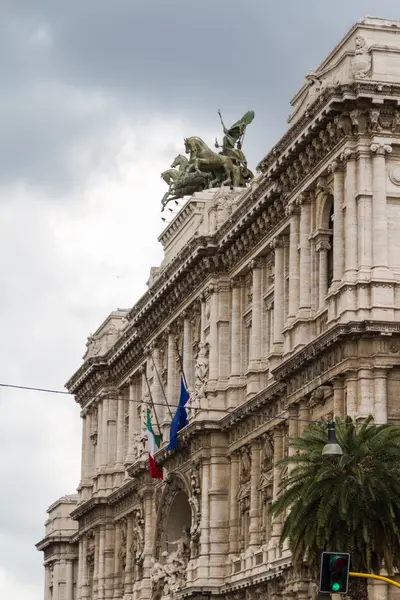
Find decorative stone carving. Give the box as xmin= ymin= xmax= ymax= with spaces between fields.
xmin=239 ymin=445 xmax=251 ymax=484
xmin=351 ymin=36 xmax=372 ymax=79
xmin=189 ymin=342 xmax=209 ymax=414
xmin=389 ymin=165 xmax=400 ymax=186
xmin=119 ymin=519 xmax=127 ymax=573
xmin=131 ymin=507 xmax=145 ymax=573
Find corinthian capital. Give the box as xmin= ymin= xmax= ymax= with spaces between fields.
xmin=370 ymin=142 xmax=392 ymax=156
xmin=340 ymin=147 xmax=356 ymax=162
xmin=285 ymin=202 xmax=301 ymax=217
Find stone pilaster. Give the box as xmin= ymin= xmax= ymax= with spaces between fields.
xmin=298 ymin=192 xmax=312 ymax=313
xmin=104 ymin=524 xmax=114 ymax=600
xmin=270 ymin=426 xmax=284 ymax=544
xmin=316 ymin=239 xmax=331 ymax=308
xmin=342 ymin=148 xmax=358 ymax=280
xmin=97 ymin=526 xmax=106 ymax=600
xmin=141 ymin=492 xmax=154 ymax=600
xmin=125 ymin=378 xmax=136 ymax=464
xmin=113 ymin=521 xmax=122 ymax=600
xmin=124 ymin=514 xmax=133 ymax=595
xmin=101 ymin=397 xmax=109 ymax=470
xmin=80 ymin=413 xmax=87 ymax=485
xmin=81 ymin=536 xmax=88 ymax=600
xmin=358 ymin=368 xmax=373 ymax=417
xmin=374 ymin=368 xmax=389 ymax=425
xmin=250 ymin=258 xmax=263 ymax=368
xmin=151 ymin=342 xmax=164 ymax=424
xmin=329 ymin=159 xmax=345 ymax=286
xmin=357 ymin=149 xmax=373 ymax=278
xmin=182 ymin=312 xmax=193 ymax=388
xmin=345 ymin=371 xmax=358 ymax=418
xmin=298 ymin=398 xmax=310 ymax=437
xmin=167 ymin=327 xmax=178 ymax=408
xmin=53 ymin=561 xmax=60 ymax=600
xmin=332 ymin=376 xmax=345 ymax=420
xmin=44 ymin=564 xmax=51 ymax=600
xmin=230 ymin=278 xmax=242 ymax=379
xmin=228 ymin=452 xmax=240 ymax=555
xmin=115 ymin=392 xmax=125 ymax=469
xmin=95 ymin=402 xmax=102 ymax=472
xmin=66 ymin=559 xmax=74 ymax=600
xmin=286 ymin=203 xmax=300 ymax=320
xmin=208 ymin=285 xmax=219 ymax=384
xmin=249 ymin=439 xmax=261 ymax=546
xmin=370 ymin=142 xmax=392 ymax=277
xmin=271 ymin=237 xmax=284 ymax=353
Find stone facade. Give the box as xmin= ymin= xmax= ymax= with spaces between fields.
xmin=37 ymin=16 xmax=400 ymax=600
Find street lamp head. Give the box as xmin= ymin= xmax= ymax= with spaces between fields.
xmin=322 ymin=422 xmax=343 ymax=456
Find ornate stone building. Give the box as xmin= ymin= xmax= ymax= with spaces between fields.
xmin=37 ymin=16 xmax=400 ymax=600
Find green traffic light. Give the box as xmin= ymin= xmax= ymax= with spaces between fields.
xmin=332 ymin=583 xmax=340 ymax=592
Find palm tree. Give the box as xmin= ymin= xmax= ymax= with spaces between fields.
xmin=271 ymin=416 xmax=400 ymax=599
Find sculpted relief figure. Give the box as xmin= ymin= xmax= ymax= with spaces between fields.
xmin=351 ymin=35 xmax=371 ymax=79
xmin=161 ymin=110 xmax=255 ymax=210
xmin=189 ymin=342 xmax=209 ymax=415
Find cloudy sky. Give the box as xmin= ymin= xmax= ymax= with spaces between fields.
xmin=1 ymin=1 xmax=400 ymax=598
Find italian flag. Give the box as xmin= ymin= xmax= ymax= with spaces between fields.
xmin=146 ymin=409 xmax=163 ymax=479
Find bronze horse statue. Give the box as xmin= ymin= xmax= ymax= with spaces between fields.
xmin=184 ymin=137 xmax=240 ymax=188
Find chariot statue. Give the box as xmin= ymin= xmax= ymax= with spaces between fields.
xmin=161 ymin=110 xmax=255 ymax=211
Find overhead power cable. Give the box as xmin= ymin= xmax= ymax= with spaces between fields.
xmin=0 ymin=381 xmax=325 ymax=424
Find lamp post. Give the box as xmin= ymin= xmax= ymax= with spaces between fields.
xmin=322 ymin=422 xmax=343 ymax=456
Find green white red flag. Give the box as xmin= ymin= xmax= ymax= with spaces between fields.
xmin=146 ymin=409 xmax=163 ymax=479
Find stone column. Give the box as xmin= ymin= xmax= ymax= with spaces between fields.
xmin=81 ymin=536 xmax=88 ymax=600
xmin=95 ymin=401 xmax=102 ymax=472
xmin=113 ymin=521 xmax=122 ymax=599
xmin=287 ymin=203 xmax=300 ymax=320
xmin=271 ymin=426 xmax=284 ymax=542
xmin=208 ymin=285 xmax=219 ymax=383
xmin=107 ymin=396 xmax=117 ymax=469
xmin=329 ymin=159 xmax=345 ymax=285
xmin=167 ymin=327 xmax=178 ymax=408
xmin=101 ymin=397 xmax=109 ymax=469
xmin=271 ymin=238 xmax=284 ymax=352
xmin=317 ymin=240 xmax=331 ymax=308
xmin=370 ymin=143 xmax=392 ymax=277
xmin=86 ymin=410 xmax=93 ymax=481
xmin=342 ymin=149 xmax=358 ymax=280
xmin=93 ymin=529 xmax=99 ymax=598
xmin=98 ymin=527 xmax=106 ymax=600
xmin=44 ymin=565 xmax=51 ymax=600
xmin=80 ymin=413 xmax=87 ymax=484
xmin=298 ymin=398 xmax=310 ymax=436
xmin=250 ymin=258 xmax=263 ymax=368
xmin=151 ymin=343 xmax=164 ymax=424
xmin=374 ymin=368 xmax=389 ymax=425
xmin=66 ymin=559 xmax=74 ymax=600
xmin=104 ymin=524 xmax=114 ymax=600
xmin=115 ymin=392 xmax=125 ymax=468
xmin=208 ymin=433 xmax=229 ymax=585
xmin=199 ymin=461 xmax=210 ymax=576
xmin=346 ymin=371 xmax=358 ymax=418
xmin=124 ymin=514 xmax=133 ymax=595
xmin=332 ymin=376 xmax=345 ymax=420
xmin=357 ymin=150 xmax=372 ymax=277
xmin=230 ymin=279 xmax=242 ymax=378
xmin=359 ymin=368 xmax=373 ymax=416
xmin=142 ymin=492 xmax=154 ymax=600
xmin=249 ymin=439 xmax=261 ymax=546
xmin=298 ymin=193 xmax=312 ymax=312
xmin=53 ymin=561 xmax=60 ymax=600
xmin=126 ymin=378 xmax=136 ymax=463
xmin=228 ymin=452 xmax=240 ymax=555
xmin=183 ymin=312 xmax=193 ymax=388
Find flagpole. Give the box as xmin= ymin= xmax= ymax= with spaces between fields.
xmin=143 ymin=370 xmax=163 ymax=439
xmin=175 ymin=340 xmax=188 ymax=389
xmin=149 ymin=351 xmax=173 ymax=418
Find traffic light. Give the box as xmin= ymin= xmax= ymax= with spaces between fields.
xmin=319 ymin=552 xmax=350 ymax=594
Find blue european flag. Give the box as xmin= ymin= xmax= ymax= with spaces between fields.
xmin=168 ymin=376 xmax=189 ymax=451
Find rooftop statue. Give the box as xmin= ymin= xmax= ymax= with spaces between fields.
xmin=161 ymin=110 xmax=255 ymax=211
